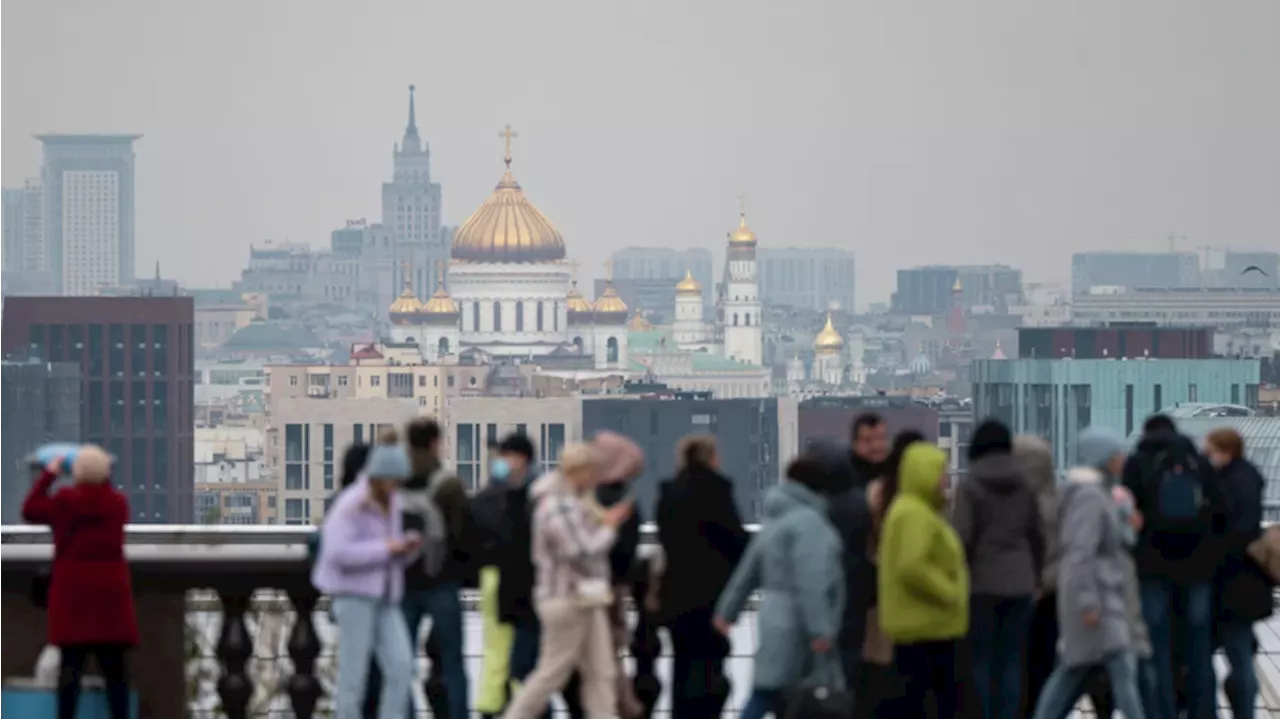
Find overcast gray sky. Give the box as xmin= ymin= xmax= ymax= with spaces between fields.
xmin=4 ymin=0 xmax=1278 ymax=306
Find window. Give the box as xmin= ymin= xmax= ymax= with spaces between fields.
xmin=285 ymin=424 xmax=304 ymax=461
xmin=338 ymin=375 xmax=349 ymax=387
xmin=109 ymin=324 xmax=125 ymax=376
xmin=1153 ymin=384 xmax=1163 ymax=415
xmin=353 ymin=423 xmax=363 ymax=445
xmin=456 ymin=423 xmax=479 ymax=490
xmin=286 ymin=464 xmax=305 ymax=491
xmin=289 ymin=375 xmax=299 ymax=387
xmin=472 ymin=302 xmax=480 ymax=332
xmin=323 ymin=424 xmax=334 ymax=461
xmin=131 ymin=380 xmax=148 ymax=432
xmin=152 ymin=324 xmax=167 ymax=376
xmin=1124 ymin=384 xmax=1134 ymax=437
xmin=371 ymin=374 xmax=382 ymax=387
xmin=284 ymin=498 xmax=308 ymax=526
xmin=487 ymin=423 xmax=499 ymax=448
xmin=87 ymin=382 xmax=104 ymax=435
xmin=28 ymin=324 xmax=46 ymax=359
xmin=438 ymin=337 xmax=449 ymax=356
xmin=1188 ymin=384 xmax=1198 ymax=402
xmin=153 ymin=438 xmax=168 ymax=492
xmin=516 ymin=300 xmax=525 ymax=331
xmin=493 ymin=301 xmax=502 ymax=332
xmin=516 ymin=423 xmax=528 ymax=437
xmin=540 ymin=423 xmax=566 ymax=473
xmin=1232 ymin=384 xmax=1241 ymax=405
xmin=130 ymin=324 xmax=148 ymax=377
xmin=537 ymin=301 xmax=545 ymax=332
xmin=606 ymin=337 xmax=619 ymax=363
xmin=49 ymin=325 xmax=65 ymax=361
xmin=109 ymin=382 xmax=125 ymax=433
xmin=88 ymin=325 xmax=104 ymax=377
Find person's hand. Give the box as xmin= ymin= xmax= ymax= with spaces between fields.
xmin=601 ymin=500 xmax=634 ymax=528
xmin=1129 ymin=510 xmax=1144 ymax=531
xmin=402 ymin=532 xmax=423 ymax=552
xmin=387 ymin=537 xmax=415 ymax=556
xmin=811 ymin=637 xmax=831 ymax=654
xmin=45 ymin=456 xmax=64 ymax=475
xmin=712 ymin=616 xmax=732 ymax=636
xmin=1082 ymin=610 xmax=1100 ymax=627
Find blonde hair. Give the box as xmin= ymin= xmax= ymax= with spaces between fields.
xmin=72 ymin=445 xmax=112 ymax=485
xmin=559 ymin=443 xmax=598 ymax=477
xmin=376 ymin=425 xmax=399 ymax=446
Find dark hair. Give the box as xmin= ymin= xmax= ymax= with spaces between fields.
xmin=340 ymin=443 xmax=371 ymax=489
xmin=786 ymin=456 xmax=827 ymax=493
xmin=851 ymin=412 xmax=885 ymax=442
xmin=968 ymin=418 xmax=1013 ymax=461
xmin=406 ymin=418 xmax=442 ymax=449
xmin=882 ymin=430 xmax=926 ymax=507
xmin=1143 ymin=414 xmax=1176 ymax=435
xmin=677 ymin=434 xmax=717 ymax=471
xmin=498 ymin=432 xmax=535 ymax=461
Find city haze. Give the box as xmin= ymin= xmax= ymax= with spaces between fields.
xmin=3 ymin=0 xmax=1278 ymax=305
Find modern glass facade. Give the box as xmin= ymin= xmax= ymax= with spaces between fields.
xmin=972 ymin=358 xmax=1261 ymax=470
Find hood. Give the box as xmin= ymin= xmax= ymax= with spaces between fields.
xmin=969 ymin=453 xmax=1025 ymax=495
xmin=1077 ymin=427 xmax=1127 ymax=472
xmin=810 ymin=438 xmax=855 ymax=494
xmin=1059 ymin=466 xmax=1107 ymax=507
xmin=1013 ymin=435 xmax=1055 ymax=494
xmin=898 ymin=442 xmax=948 ymax=509
xmin=1065 ymin=466 xmax=1105 ymax=486
xmin=762 ymin=479 xmax=829 ymax=520
xmin=593 ymin=431 xmax=643 ymax=485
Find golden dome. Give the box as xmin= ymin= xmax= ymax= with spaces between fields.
xmin=421 ymin=287 xmax=459 ymax=316
xmin=952 ymin=276 xmax=963 ymax=292
xmin=451 ymin=130 xmax=565 ymax=264
xmin=389 ymin=279 xmax=424 ymax=316
xmin=593 ymin=282 xmax=628 ymax=314
xmin=675 ymin=269 xmax=702 ymax=296
xmin=566 ymin=281 xmax=593 ymax=313
xmin=813 ymin=313 xmax=844 ymax=353
xmin=628 ymin=310 xmax=653 ymax=331
xmin=728 ymin=210 xmax=757 ymax=246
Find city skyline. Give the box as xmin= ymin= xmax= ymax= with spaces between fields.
xmin=4 ymin=0 xmax=1278 ymax=307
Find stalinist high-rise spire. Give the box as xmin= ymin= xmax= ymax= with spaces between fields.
xmin=401 ymin=84 xmax=422 ymax=153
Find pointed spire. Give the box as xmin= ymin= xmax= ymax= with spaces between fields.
xmin=401 ymin=85 xmax=422 ymax=153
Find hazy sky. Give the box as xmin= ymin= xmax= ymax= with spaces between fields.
xmin=4 ymin=0 xmax=1278 ymax=306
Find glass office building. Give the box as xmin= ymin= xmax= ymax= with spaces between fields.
xmin=972 ymin=357 xmax=1261 ymax=470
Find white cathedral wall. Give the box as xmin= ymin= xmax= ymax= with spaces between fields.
xmin=449 ymin=262 xmax=571 ymax=356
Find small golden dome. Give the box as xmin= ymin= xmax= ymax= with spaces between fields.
xmin=421 ymin=286 xmax=459 ymax=316
xmin=593 ymin=282 xmax=628 ymax=314
xmin=628 ymin=310 xmax=653 ymax=331
xmin=952 ymin=276 xmax=963 ymax=292
xmin=813 ymin=313 xmax=844 ymax=353
xmin=566 ymin=281 xmax=593 ymax=313
xmin=389 ymin=280 xmax=424 ymax=316
xmin=728 ymin=211 xmax=757 ymax=246
xmin=675 ymin=269 xmax=702 ymax=296
xmin=451 ymin=137 xmax=565 ymax=264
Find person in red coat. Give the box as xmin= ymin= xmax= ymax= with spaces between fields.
xmin=22 ymin=444 xmax=138 ymax=719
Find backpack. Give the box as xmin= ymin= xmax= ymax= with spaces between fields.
xmin=404 ymin=468 xmax=451 ymax=578
xmin=1145 ymin=445 xmax=1210 ymax=533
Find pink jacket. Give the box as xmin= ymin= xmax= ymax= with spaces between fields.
xmin=529 ymin=471 xmax=617 ymax=603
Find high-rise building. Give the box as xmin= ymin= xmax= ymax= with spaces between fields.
xmin=609 ymin=247 xmax=714 ymax=312
xmin=1 ymin=296 xmax=195 ymax=522
xmin=2 ymin=188 xmax=21 ymax=272
xmin=36 ymin=135 xmax=140 ymax=295
xmin=893 ymin=264 xmax=1024 ymax=315
xmin=1 ymin=359 xmax=81 ymax=524
xmin=1071 ymin=251 xmax=1200 ymax=295
xmin=381 ymin=86 xmax=447 ymax=296
xmin=756 ymin=247 xmax=856 ymax=312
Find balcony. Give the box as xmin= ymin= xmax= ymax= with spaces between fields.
xmin=3 ymin=525 xmax=1280 ymax=717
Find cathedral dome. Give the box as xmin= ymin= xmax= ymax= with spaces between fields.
xmin=813 ymin=313 xmax=844 ymax=353
xmin=421 ymin=287 xmax=459 ymax=317
xmin=728 ymin=210 xmax=757 ymax=247
xmin=675 ymin=269 xmax=702 ymax=296
xmin=389 ymin=280 xmax=424 ymax=324
xmin=451 ymin=130 xmax=566 ymax=264
xmin=593 ymin=282 xmax=628 ymax=315
xmin=566 ymin=281 xmax=593 ymax=314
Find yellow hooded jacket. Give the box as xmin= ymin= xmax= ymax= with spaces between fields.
xmin=876 ymin=443 xmax=970 ymax=643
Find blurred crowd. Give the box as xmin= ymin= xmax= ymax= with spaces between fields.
xmin=21 ymin=409 xmax=1277 ymax=719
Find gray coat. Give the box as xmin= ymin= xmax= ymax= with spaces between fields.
xmin=1057 ymin=467 xmax=1131 ymax=667
xmin=716 ymin=481 xmax=846 ymax=691
xmin=952 ymin=453 xmax=1046 ymax=597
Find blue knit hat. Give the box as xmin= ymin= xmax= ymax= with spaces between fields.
xmin=1077 ymin=427 xmax=1128 ymax=470
xmin=363 ymin=443 xmax=411 ymax=481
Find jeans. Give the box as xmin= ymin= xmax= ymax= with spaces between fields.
xmin=1139 ymin=580 xmax=1215 ymax=719
xmin=1220 ymin=622 xmax=1258 ymax=717
xmin=332 ymin=596 xmax=414 ymax=719
xmin=57 ymin=643 xmax=131 ymax=719
xmin=896 ymin=640 xmax=960 ymax=719
xmin=970 ymin=594 xmax=1034 ymax=719
xmin=402 ymin=584 xmax=469 ymax=719
xmin=1031 ymin=652 xmax=1146 ymax=719
xmin=739 ymin=688 xmax=782 ymax=719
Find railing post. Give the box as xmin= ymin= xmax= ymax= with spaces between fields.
xmin=215 ymin=589 xmax=255 ymax=719
xmin=285 ymin=587 xmax=324 ymax=718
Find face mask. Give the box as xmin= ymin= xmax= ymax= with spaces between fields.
xmin=489 ymin=458 xmax=511 ymax=484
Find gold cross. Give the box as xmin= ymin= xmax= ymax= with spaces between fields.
xmin=603 ymin=258 xmax=614 ymax=281
xmin=566 ymin=259 xmax=580 ymax=280
xmin=737 ymin=194 xmax=747 ymax=218
xmin=435 ymin=260 xmax=445 ymax=284
xmin=499 ymin=124 xmax=518 ymax=165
